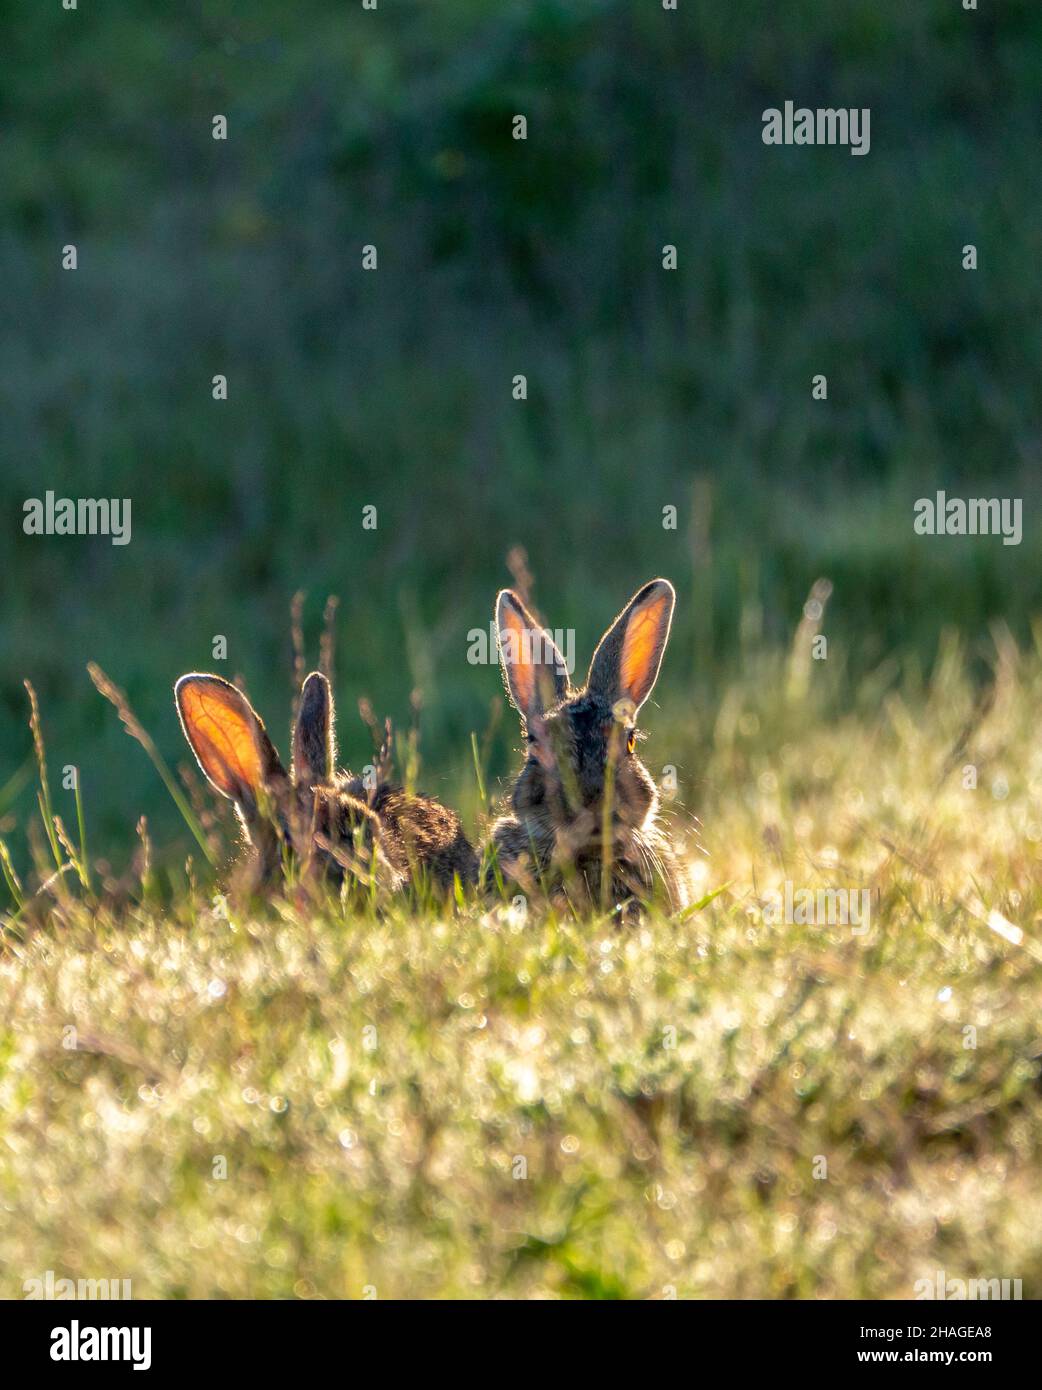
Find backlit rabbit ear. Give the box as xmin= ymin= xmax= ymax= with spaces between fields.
xmin=495 ymin=589 xmax=570 ymax=725
xmin=175 ymin=674 xmax=284 ymax=816
xmin=293 ymin=671 xmax=335 ymax=788
xmin=586 ymin=579 xmax=676 ymax=713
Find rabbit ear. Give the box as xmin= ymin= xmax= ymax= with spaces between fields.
xmin=495 ymin=589 xmax=570 ymax=724
xmin=293 ymin=671 xmax=335 ymax=787
xmin=586 ymin=579 xmax=676 ymax=713
xmin=175 ymin=674 xmax=284 ymax=815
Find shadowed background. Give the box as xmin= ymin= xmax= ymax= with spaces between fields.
xmin=2 ymin=0 xmax=1041 ymax=871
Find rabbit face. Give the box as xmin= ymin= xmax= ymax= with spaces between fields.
xmin=511 ymin=691 xmax=659 ymax=851
xmin=493 ymin=579 xmax=687 ymax=908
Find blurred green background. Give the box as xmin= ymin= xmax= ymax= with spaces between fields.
xmin=2 ymin=0 xmax=1041 ymax=871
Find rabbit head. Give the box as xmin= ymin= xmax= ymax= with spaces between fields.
xmin=175 ymin=670 xmax=398 ymax=889
xmin=492 ymin=578 xmax=687 ymax=909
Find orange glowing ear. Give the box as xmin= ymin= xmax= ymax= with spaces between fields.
xmin=175 ymin=674 xmax=282 ymax=809
xmin=587 ymin=579 xmax=676 ymax=712
xmin=495 ymin=589 xmax=570 ymax=723
xmin=619 ymin=584 xmax=674 ymax=708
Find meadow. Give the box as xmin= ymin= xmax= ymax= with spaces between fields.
xmin=2 ymin=0 xmax=1041 ymax=1299
xmin=2 ymin=613 xmax=1040 ymax=1298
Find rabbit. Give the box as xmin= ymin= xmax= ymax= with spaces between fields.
xmin=487 ymin=578 xmax=691 ymax=915
xmin=175 ymin=669 xmax=477 ymax=894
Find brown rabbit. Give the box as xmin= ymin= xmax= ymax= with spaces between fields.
xmin=487 ymin=578 xmax=690 ymax=914
xmin=175 ymin=670 xmax=477 ymax=894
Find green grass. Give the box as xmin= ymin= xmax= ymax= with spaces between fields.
xmin=2 ymin=632 xmax=1040 ymax=1298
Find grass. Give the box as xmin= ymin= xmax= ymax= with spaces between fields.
xmin=2 ymin=622 xmax=1041 ymax=1298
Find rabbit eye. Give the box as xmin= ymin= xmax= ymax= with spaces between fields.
xmin=626 ymin=732 xmax=636 ymax=755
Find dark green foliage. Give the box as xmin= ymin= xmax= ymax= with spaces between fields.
xmin=2 ymin=1 xmax=1040 ymax=866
